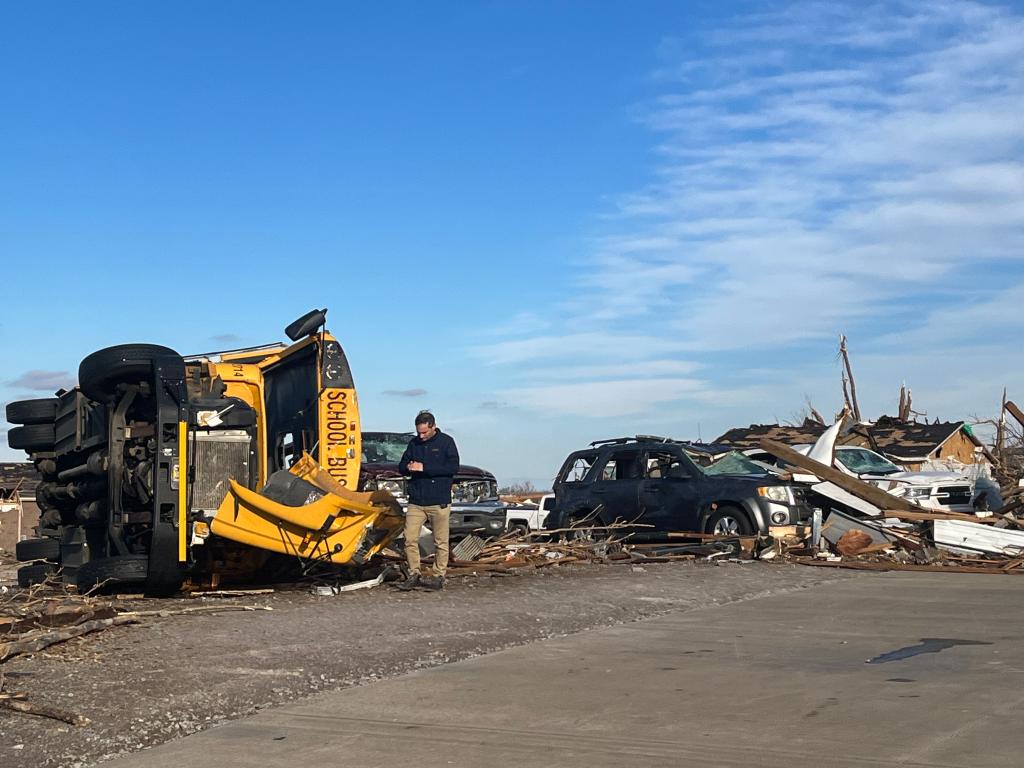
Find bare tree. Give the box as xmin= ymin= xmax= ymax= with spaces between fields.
xmin=498 ymin=480 xmax=537 ymax=496
xmin=838 ymin=335 xmax=862 ymax=422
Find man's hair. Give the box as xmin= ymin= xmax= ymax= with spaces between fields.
xmin=415 ymin=410 xmax=435 ymax=427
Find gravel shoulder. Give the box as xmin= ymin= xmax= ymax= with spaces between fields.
xmin=1 ymin=560 xmax=857 ymax=767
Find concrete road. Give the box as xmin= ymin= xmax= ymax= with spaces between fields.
xmin=106 ymin=572 xmax=1024 ymax=767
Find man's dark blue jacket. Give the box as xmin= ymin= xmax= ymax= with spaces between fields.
xmin=398 ymin=429 xmax=460 ymax=506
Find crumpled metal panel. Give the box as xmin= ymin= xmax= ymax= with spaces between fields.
xmin=451 ymin=534 xmax=487 ymax=562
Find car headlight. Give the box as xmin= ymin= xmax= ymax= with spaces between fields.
xmin=375 ymin=479 xmax=406 ymax=495
xmin=488 ymin=518 xmax=504 ymax=529
xmin=756 ymin=486 xmax=791 ymax=503
xmin=904 ymin=487 xmax=931 ymax=499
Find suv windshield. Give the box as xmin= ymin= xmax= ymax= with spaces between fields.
xmin=362 ymin=432 xmax=412 ymax=463
xmin=836 ymin=448 xmax=900 ymax=475
xmin=704 ymin=451 xmax=772 ymax=477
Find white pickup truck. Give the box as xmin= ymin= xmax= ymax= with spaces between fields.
xmin=745 ymin=422 xmax=980 ymax=515
xmin=505 ymin=494 xmax=555 ymax=533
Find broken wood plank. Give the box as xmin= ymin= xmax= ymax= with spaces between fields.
xmin=534 ymin=556 xmax=580 ymax=568
xmin=666 ymin=532 xmax=758 ymax=543
xmin=1005 ymin=400 xmax=1024 ymax=429
xmin=760 ymin=438 xmax=925 ymax=514
xmin=995 ymin=497 xmax=1024 ymax=516
xmin=118 ymin=605 xmax=273 ymax=618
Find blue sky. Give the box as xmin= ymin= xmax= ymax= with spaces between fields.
xmin=2 ymin=1 xmax=1023 ymax=487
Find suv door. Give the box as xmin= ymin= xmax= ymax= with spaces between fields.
xmin=589 ymin=448 xmax=644 ymax=522
xmin=639 ymin=448 xmax=703 ymax=532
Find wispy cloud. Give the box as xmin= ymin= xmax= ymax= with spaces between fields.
xmin=8 ymin=370 xmax=75 ymax=392
xmin=525 ymin=360 xmax=701 ymax=381
xmin=474 ymin=332 xmax=688 ymax=366
xmin=498 ymin=378 xmax=710 ymax=417
xmin=476 ymin=1 xmax=1024 ymax=421
xmin=383 ymin=388 xmax=428 ymax=397
xmin=479 ymin=400 xmax=509 ymax=410
xmin=483 ymin=311 xmax=551 ymax=337
xmin=210 ymin=333 xmax=242 ymax=343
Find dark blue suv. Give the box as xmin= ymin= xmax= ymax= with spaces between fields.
xmin=547 ymin=437 xmax=813 ymax=537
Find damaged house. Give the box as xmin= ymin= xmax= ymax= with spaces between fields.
xmin=852 ymin=416 xmax=991 ymax=471
xmin=715 ymin=416 xmax=990 ymax=473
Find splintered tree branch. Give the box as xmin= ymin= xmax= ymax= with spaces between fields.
xmin=0 ymin=616 xmax=140 ymax=664
xmin=0 ymin=698 xmax=91 ymax=726
xmin=898 ymin=384 xmax=913 ymax=421
xmin=804 ymin=395 xmax=825 ymax=425
xmin=839 ymin=335 xmax=862 ymax=422
xmin=997 ymin=388 xmax=1007 ymax=462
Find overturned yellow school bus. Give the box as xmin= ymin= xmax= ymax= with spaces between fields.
xmin=5 ymin=309 xmax=403 ymax=594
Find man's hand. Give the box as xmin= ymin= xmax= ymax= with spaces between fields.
xmin=408 ymin=461 xmax=424 ymax=472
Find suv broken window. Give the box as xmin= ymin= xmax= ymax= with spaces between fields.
xmin=562 ymin=452 xmax=598 ymax=482
xmin=645 ymin=451 xmax=687 ymax=478
xmin=601 ymin=450 xmax=643 ymax=481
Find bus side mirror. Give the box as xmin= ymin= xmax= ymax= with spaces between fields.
xmin=285 ymin=308 xmax=328 ymax=341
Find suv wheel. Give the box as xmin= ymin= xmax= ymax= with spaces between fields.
xmin=705 ymin=507 xmax=753 ymax=536
xmin=566 ymin=510 xmax=607 ymax=541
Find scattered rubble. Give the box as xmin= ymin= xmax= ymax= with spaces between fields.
xmin=751 ymin=437 xmax=1024 ymax=576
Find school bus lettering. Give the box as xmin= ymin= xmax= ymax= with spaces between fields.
xmin=320 ymin=386 xmax=358 ymax=488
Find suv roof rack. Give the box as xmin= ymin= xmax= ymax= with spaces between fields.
xmin=634 ymin=434 xmax=680 ymax=444
xmin=589 ymin=437 xmax=634 ymax=447
xmin=589 ymin=434 xmax=688 ymax=448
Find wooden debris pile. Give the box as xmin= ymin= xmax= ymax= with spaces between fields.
xmin=0 ymin=578 xmax=129 ymax=725
xmin=771 ymin=501 xmax=1024 ymax=575
xmin=442 ymin=523 xmax=757 ymax=576
xmin=755 ymin=433 xmax=1024 ymax=575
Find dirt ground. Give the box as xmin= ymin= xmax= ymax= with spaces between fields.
xmin=0 ymin=557 xmax=856 ymax=768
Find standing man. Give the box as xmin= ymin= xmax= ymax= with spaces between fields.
xmin=396 ymin=411 xmax=459 ymax=591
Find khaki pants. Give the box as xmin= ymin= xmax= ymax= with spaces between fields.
xmin=404 ymin=504 xmax=450 ymax=577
